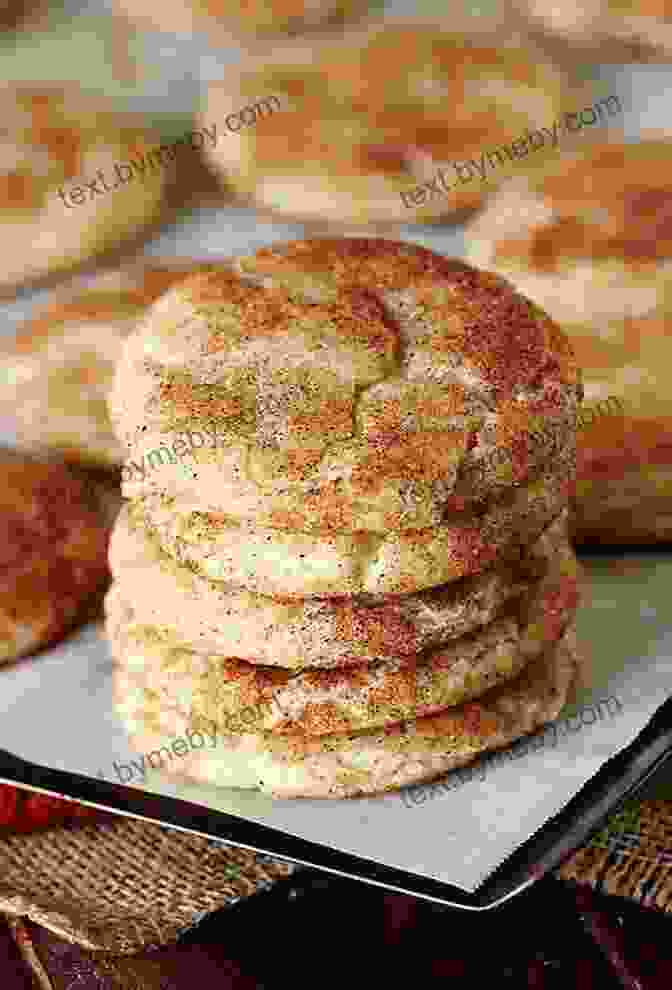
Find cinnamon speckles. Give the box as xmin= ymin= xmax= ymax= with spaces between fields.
xmin=107 ymin=239 xmax=581 ymax=798
xmin=113 ymin=240 xmax=579 ymax=550
xmin=108 ymin=525 xmax=574 ymax=740
xmin=0 ymin=452 xmax=110 ymax=662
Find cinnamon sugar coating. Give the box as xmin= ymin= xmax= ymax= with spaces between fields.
xmin=109 ymin=499 xmax=535 ymax=667
xmin=112 ymin=621 xmax=580 ymax=797
xmin=111 ymin=240 xmax=579 ymax=553
xmin=113 ymin=0 xmax=369 ymax=41
xmin=106 ymin=510 xmax=580 ymax=737
xmin=0 ymin=451 xmax=111 ymax=662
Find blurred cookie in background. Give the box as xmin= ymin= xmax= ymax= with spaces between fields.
xmin=0 ymin=450 xmax=113 ymax=663
xmin=0 ymin=0 xmax=25 ymax=29
xmin=465 ymin=133 xmax=672 ymax=544
xmin=0 ymin=260 xmax=212 ymax=471
xmin=201 ymin=19 xmax=577 ymax=226
xmin=112 ymin=0 xmax=372 ymax=43
xmin=0 ymin=84 xmax=174 ymax=293
xmin=514 ymin=0 xmax=672 ymax=62
xmin=0 ymin=0 xmax=49 ymax=31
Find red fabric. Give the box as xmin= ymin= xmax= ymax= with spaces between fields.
xmin=0 ymin=784 xmax=99 ymax=833
xmin=0 ymin=785 xmax=19 ymax=828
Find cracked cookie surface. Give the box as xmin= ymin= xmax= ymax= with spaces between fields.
xmin=111 ymin=240 xmax=579 ymax=545
xmin=109 ymin=499 xmax=542 ymax=666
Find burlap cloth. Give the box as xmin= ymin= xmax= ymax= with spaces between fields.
xmin=0 ymin=816 xmax=296 ymax=954
xmin=1 ymin=793 xmax=670 ymax=956
xmin=557 ymin=798 xmax=672 ymax=913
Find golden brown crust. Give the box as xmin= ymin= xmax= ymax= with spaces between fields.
xmin=106 ymin=510 xmax=580 ymax=737
xmin=1 ymin=261 xmax=213 ymax=469
xmin=112 ymin=240 xmax=580 ymax=546
xmin=0 ymin=451 xmax=111 ymax=662
xmin=112 ymin=622 xmax=581 ymax=797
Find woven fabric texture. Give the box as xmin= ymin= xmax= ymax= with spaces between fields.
xmin=0 ymin=817 xmax=294 ymax=954
xmin=557 ymin=798 xmax=672 ymax=913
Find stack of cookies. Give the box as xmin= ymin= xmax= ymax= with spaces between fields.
xmin=105 ymin=239 xmax=584 ymax=799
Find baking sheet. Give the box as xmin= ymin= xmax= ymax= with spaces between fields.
xmin=0 ymin=554 xmax=670 ymax=894
xmin=1 ymin=0 xmax=672 ymax=895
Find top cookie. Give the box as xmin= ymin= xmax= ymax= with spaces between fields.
xmin=111 ymin=239 xmax=580 ymax=536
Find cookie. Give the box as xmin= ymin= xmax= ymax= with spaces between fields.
xmin=514 ymin=0 xmax=672 ymax=61
xmin=112 ymin=0 xmax=369 ymax=41
xmin=465 ymin=135 xmax=672 ymax=544
xmin=0 ymin=261 xmax=212 ymax=470
xmin=135 ymin=442 xmax=574 ymax=597
xmin=108 ymin=499 xmax=538 ymax=667
xmin=0 ymin=84 xmax=171 ymax=291
xmin=571 ymin=461 xmax=672 ymax=545
xmin=465 ymin=135 xmax=672 ymax=322
xmin=112 ymin=622 xmax=580 ymax=798
xmin=0 ymin=0 xmax=48 ymax=30
xmin=105 ymin=512 xmax=580 ymax=737
xmin=200 ymin=20 xmax=573 ymax=224
xmin=0 ymin=450 xmax=111 ymax=663
xmin=110 ymin=240 xmax=580 ymax=538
